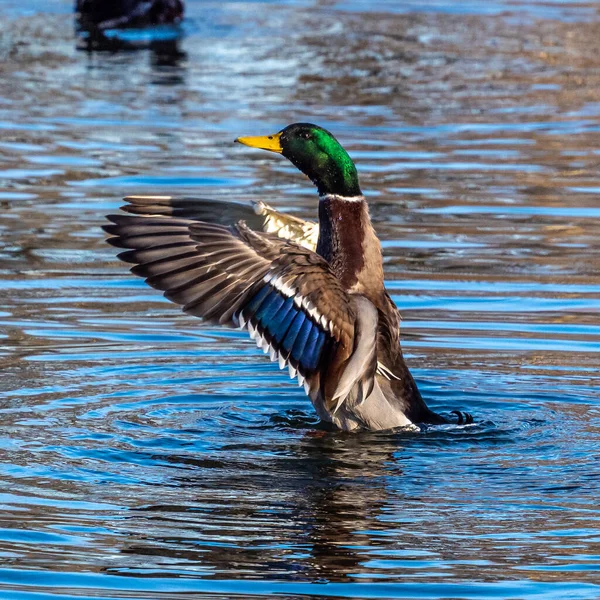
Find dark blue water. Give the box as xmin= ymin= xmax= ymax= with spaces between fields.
xmin=1 ymin=0 xmax=600 ymax=598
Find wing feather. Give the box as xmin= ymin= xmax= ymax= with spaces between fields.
xmin=120 ymin=195 xmax=318 ymax=251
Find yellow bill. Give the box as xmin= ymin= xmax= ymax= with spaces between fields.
xmin=235 ymin=132 xmax=283 ymax=153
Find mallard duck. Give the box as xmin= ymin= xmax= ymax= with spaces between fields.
xmin=104 ymin=123 xmax=472 ymax=431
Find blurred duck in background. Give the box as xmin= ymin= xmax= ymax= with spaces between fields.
xmin=75 ymin=0 xmax=185 ymax=50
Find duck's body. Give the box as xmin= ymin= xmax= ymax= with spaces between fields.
xmin=105 ymin=123 xmax=471 ymax=431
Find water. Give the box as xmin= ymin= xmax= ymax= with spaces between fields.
xmin=1 ymin=0 xmax=600 ymax=598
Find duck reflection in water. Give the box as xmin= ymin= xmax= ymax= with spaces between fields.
xmin=75 ymin=0 xmax=185 ymax=54
xmin=284 ymin=431 xmax=405 ymax=581
xmin=109 ymin=431 xmax=405 ymax=583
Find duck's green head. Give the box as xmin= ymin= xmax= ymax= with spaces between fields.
xmin=236 ymin=123 xmax=362 ymax=197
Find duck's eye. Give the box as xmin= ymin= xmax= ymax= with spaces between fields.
xmin=300 ymin=132 xmax=312 ymax=140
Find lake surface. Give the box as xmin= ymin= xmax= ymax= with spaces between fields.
xmin=1 ymin=0 xmax=600 ymax=598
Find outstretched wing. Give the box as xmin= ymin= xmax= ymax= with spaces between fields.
xmin=103 ymin=207 xmax=358 ymax=407
xmin=122 ymin=195 xmax=318 ymax=251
